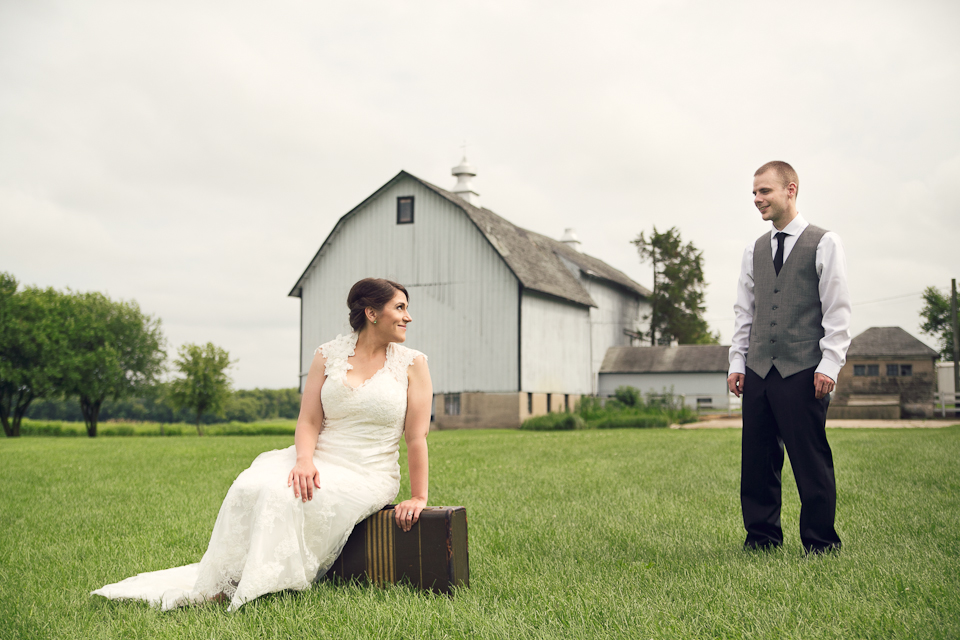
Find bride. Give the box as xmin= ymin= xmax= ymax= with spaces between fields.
xmin=92 ymin=278 xmax=432 ymax=611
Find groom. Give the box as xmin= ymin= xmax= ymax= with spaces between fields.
xmin=726 ymin=161 xmax=851 ymax=554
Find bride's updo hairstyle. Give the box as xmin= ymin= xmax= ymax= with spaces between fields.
xmin=347 ymin=278 xmax=409 ymax=332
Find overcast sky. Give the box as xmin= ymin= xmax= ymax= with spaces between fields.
xmin=2 ymin=0 xmax=957 ymax=389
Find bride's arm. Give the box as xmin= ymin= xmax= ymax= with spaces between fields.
xmin=287 ymin=351 xmax=327 ymax=502
xmin=395 ymin=355 xmax=432 ymax=532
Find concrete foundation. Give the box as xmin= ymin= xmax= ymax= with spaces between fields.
xmin=432 ymin=391 xmax=583 ymax=430
xmin=432 ymin=393 xmax=522 ymax=430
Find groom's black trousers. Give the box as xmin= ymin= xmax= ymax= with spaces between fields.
xmin=741 ymin=365 xmax=841 ymax=552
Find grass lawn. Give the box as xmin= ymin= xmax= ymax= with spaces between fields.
xmin=1 ymin=426 xmax=958 ymax=639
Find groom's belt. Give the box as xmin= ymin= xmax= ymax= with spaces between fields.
xmin=327 ymin=505 xmax=469 ymax=594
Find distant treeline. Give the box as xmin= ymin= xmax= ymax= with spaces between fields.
xmin=26 ymin=385 xmax=301 ymax=425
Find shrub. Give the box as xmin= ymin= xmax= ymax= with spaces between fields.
xmin=17 ymin=418 xmax=298 ymax=437
xmin=613 ymin=386 xmax=642 ymax=407
xmin=575 ymin=396 xmax=607 ymax=421
xmin=204 ymin=421 xmax=297 ymax=436
xmin=520 ymin=413 xmax=586 ymax=431
xmin=573 ymin=387 xmax=699 ymax=429
xmin=645 ymin=388 xmax=685 ymax=411
xmin=604 ymin=399 xmax=625 ymax=412
xmin=19 ymin=420 xmax=83 ymax=437
xmin=670 ymin=407 xmax=699 ymax=424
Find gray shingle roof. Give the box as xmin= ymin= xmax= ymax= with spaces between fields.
xmin=600 ymin=345 xmax=731 ymax=373
xmin=289 ymin=171 xmax=650 ymax=306
xmin=847 ymin=327 xmax=939 ymax=358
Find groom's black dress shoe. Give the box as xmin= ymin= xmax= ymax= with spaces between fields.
xmin=804 ymin=542 xmax=842 ymax=556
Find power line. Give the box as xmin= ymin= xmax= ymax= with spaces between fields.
xmin=853 ymin=291 xmax=925 ymax=307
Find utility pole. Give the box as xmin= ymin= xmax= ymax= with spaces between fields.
xmin=952 ymin=278 xmax=959 ymax=404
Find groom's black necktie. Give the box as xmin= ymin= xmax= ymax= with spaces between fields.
xmin=773 ymin=232 xmax=787 ymax=275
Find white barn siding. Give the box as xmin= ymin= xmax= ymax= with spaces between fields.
xmin=520 ymin=291 xmax=592 ymax=394
xmin=298 ymin=176 xmax=518 ymax=394
xmin=583 ymin=278 xmax=650 ymax=392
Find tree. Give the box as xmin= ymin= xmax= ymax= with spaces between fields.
xmin=58 ymin=292 xmax=166 ymax=437
xmin=168 ymin=342 xmax=234 ymax=434
xmin=919 ymin=286 xmax=955 ymax=361
xmin=0 ymin=275 xmax=71 ymax=437
xmin=632 ymin=227 xmax=719 ymax=346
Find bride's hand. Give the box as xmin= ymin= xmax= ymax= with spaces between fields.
xmin=394 ymin=497 xmax=427 ymax=532
xmin=287 ymin=459 xmax=321 ymax=502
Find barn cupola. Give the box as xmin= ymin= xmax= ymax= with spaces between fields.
xmin=560 ymin=228 xmax=582 ymax=252
xmin=451 ymin=157 xmax=480 ymax=206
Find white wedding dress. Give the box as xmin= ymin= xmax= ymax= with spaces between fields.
xmin=92 ymin=333 xmax=425 ymax=611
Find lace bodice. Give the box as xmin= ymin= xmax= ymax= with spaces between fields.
xmin=315 ymin=333 xmax=425 ymax=469
xmin=318 ymin=332 xmax=424 ymax=389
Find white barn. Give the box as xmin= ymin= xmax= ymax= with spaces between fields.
xmin=288 ymin=162 xmax=651 ymax=428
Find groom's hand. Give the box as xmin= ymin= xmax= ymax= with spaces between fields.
xmin=727 ymin=373 xmax=745 ymax=398
xmin=814 ymin=373 xmax=835 ymax=399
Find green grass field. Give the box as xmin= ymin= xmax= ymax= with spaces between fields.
xmin=1 ymin=427 xmax=958 ymax=639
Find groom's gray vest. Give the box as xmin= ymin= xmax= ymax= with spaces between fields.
xmin=747 ymin=225 xmax=827 ymax=379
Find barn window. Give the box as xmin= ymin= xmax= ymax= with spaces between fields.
xmin=397 ymin=196 xmax=414 ymax=224
xmin=527 ymin=393 xmax=533 ymax=414
xmin=546 ymin=394 xmax=552 ymax=413
xmin=564 ymin=394 xmax=570 ymax=412
xmin=900 ymin=364 xmax=913 ymax=376
xmin=697 ymin=397 xmax=712 ymax=407
xmin=444 ymin=393 xmax=460 ymax=416
xmin=886 ymin=364 xmax=899 ymax=377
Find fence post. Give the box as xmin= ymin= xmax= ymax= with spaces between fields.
xmin=952 ymin=279 xmax=959 ymax=401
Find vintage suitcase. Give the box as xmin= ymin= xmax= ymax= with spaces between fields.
xmin=327 ymin=505 xmax=469 ymax=593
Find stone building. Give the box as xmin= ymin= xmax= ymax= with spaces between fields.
xmin=829 ymin=326 xmax=940 ymax=419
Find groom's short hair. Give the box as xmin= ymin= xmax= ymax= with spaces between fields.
xmin=755 ymin=161 xmax=799 ymax=196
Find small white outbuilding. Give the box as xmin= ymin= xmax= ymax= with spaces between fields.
xmin=288 ymin=161 xmax=652 ymax=428
xmin=598 ymin=344 xmax=737 ymax=411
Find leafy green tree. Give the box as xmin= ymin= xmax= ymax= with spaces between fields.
xmin=60 ymin=292 xmax=166 ymax=437
xmin=224 ymin=394 xmax=262 ymax=422
xmin=0 ymin=275 xmax=71 ymax=437
xmin=26 ymin=386 xmax=302 ymax=424
xmin=232 ymin=387 xmax=301 ymax=421
xmin=632 ymin=227 xmax=719 ymax=345
xmin=919 ymin=286 xmax=955 ymax=361
xmin=168 ymin=342 xmax=234 ymax=434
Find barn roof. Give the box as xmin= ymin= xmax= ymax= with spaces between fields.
xmin=600 ymin=345 xmax=731 ymax=374
xmin=288 ymin=170 xmax=650 ymax=307
xmin=847 ymin=327 xmax=939 ymax=358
